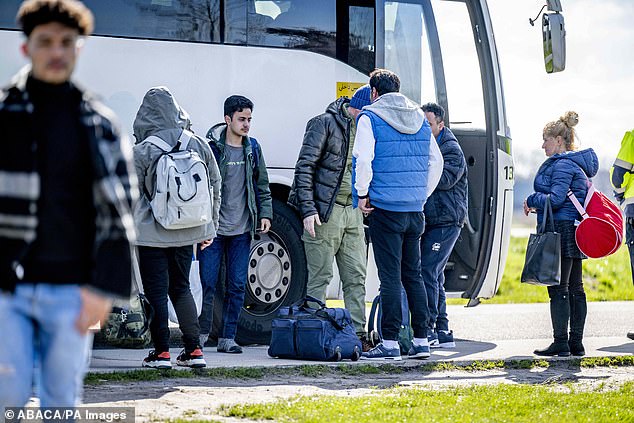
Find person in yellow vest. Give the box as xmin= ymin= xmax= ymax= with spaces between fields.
xmin=610 ymin=129 xmax=634 ymax=341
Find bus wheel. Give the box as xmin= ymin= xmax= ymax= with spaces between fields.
xmin=214 ymin=199 xmax=307 ymax=345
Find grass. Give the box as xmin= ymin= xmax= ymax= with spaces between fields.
xmin=84 ymin=367 xmax=272 ymax=385
xmin=222 ymin=382 xmax=634 ymax=423
xmin=580 ymin=355 xmax=634 ymax=368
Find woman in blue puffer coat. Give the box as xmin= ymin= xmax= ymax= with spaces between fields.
xmin=523 ymin=111 xmax=599 ymax=357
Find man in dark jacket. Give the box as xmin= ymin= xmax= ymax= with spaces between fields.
xmin=0 ymin=0 xmax=136 ymax=407
xmin=420 ymin=102 xmax=468 ymax=349
xmin=288 ymin=85 xmax=372 ymax=349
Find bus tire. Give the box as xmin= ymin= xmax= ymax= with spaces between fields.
xmin=211 ymin=198 xmax=307 ymax=345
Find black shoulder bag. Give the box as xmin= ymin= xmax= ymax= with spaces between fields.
xmin=521 ymin=196 xmax=561 ymax=286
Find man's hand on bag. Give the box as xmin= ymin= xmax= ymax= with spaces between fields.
xmin=260 ymin=218 xmax=271 ymax=233
xmin=76 ymin=288 xmax=113 ymax=335
xmin=200 ymin=239 xmax=213 ymax=250
xmin=303 ymin=214 xmax=321 ymax=237
xmin=358 ymin=197 xmax=374 ymax=216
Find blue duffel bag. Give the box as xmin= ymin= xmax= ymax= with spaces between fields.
xmin=268 ymin=296 xmax=362 ymax=361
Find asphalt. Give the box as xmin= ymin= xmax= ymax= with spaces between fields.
xmin=89 ymin=336 xmax=634 ymax=373
xmin=89 ymin=302 xmax=634 ymax=373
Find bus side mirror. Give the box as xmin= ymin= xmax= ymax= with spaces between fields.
xmin=542 ymin=12 xmax=566 ymax=73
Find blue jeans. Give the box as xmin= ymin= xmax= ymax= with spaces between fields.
xmin=198 ymin=232 xmax=251 ymax=340
xmin=368 ymin=208 xmax=428 ymax=340
xmin=0 ymin=284 xmax=92 ymax=409
xmin=420 ymin=225 xmax=461 ymax=332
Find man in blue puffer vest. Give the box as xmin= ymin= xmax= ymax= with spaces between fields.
xmin=354 ymin=69 xmax=443 ymax=361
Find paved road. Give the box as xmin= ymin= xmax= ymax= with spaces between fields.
xmin=448 ymin=301 xmax=634 ymax=341
xmin=90 ymin=302 xmax=634 ymax=372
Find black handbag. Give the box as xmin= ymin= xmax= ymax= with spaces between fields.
xmin=521 ymin=196 xmax=561 ymax=286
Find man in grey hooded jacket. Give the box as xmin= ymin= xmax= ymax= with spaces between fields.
xmin=133 ymin=87 xmax=221 ymax=369
xmin=354 ymin=69 xmax=443 ymax=361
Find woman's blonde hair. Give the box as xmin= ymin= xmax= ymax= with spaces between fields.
xmin=543 ymin=111 xmax=579 ymax=151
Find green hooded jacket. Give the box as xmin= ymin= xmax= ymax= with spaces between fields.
xmin=207 ymin=123 xmax=273 ymax=237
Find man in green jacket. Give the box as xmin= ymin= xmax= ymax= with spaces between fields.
xmin=200 ymin=95 xmax=273 ymax=353
xmin=288 ymin=86 xmax=372 ymax=350
xmin=611 ymin=129 xmax=634 ymax=341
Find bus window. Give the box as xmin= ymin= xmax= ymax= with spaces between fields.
xmin=248 ymin=0 xmax=336 ymax=59
xmin=82 ymin=0 xmax=221 ymax=43
xmin=384 ymin=2 xmax=435 ymax=105
xmin=433 ymin=0 xmax=485 ymax=129
xmin=348 ymin=5 xmax=375 ymax=75
xmin=0 ymin=0 xmax=21 ymax=29
xmin=225 ymin=0 xmax=247 ymax=44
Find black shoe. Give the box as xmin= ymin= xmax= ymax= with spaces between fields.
xmin=569 ymin=341 xmax=585 ymax=356
xmin=142 ymin=350 xmax=172 ymax=369
xmin=627 ymin=331 xmax=634 ymax=341
xmin=534 ymin=342 xmax=571 ymax=357
xmin=176 ymin=348 xmax=207 ymax=368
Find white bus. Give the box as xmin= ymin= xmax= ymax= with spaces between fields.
xmin=0 ymin=0 xmax=515 ymax=345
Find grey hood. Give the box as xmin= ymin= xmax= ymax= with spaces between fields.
xmin=133 ymin=86 xmax=191 ymax=143
xmin=363 ymin=92 xmax=424 ymax=134
xmin=131 ymin=87 xmax=222 ymax=247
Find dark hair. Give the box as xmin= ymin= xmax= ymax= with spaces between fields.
xmin=421 ymin=102 xmax=445 ymax=123
xmin=224 ymin=95 xmax=254 ymax=119
xmin=369 ymin=68 xmax=400 ymax=96
xmin=17 ymin=0 xmax=94 ymax=36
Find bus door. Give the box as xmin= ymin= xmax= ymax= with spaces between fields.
xmin=376 ymin=0 xmax=511 ymax=304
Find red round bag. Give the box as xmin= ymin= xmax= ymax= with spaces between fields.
xmin=569 ymin=186 xmax=624 ymax=259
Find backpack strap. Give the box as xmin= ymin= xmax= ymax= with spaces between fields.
xmin=177 ymin=129 xmax=193 ymax=151
xmin=583 ymin=184 xmax=597 ymax=209
xmin=145 ymin=135 xmax=172 ymax=152
xmin=567 ymin=189 xmax=589 ymax=220
xmin=209 ymin=141 xmax=221 ymax=163
xmin=249 ymin=137 xmax=260 ymax=172
xmin=145 ymin=129 xmax=193 ymax=152
xmin=367 ymin=295 xmax=381 ymax=336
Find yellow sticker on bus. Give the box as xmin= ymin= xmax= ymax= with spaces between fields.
xmin=336 ymin=82 xmax=365 ymax=99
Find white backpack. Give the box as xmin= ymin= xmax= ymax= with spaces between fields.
xmin=145 ymin=130 xmax=213 ymax=230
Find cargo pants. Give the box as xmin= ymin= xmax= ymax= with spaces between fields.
xmin=302 ymin=204 xmax=367 ymax=336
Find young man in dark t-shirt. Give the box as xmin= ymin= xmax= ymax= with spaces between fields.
xmin=200 ymin=95 xmax=273 ymax=353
